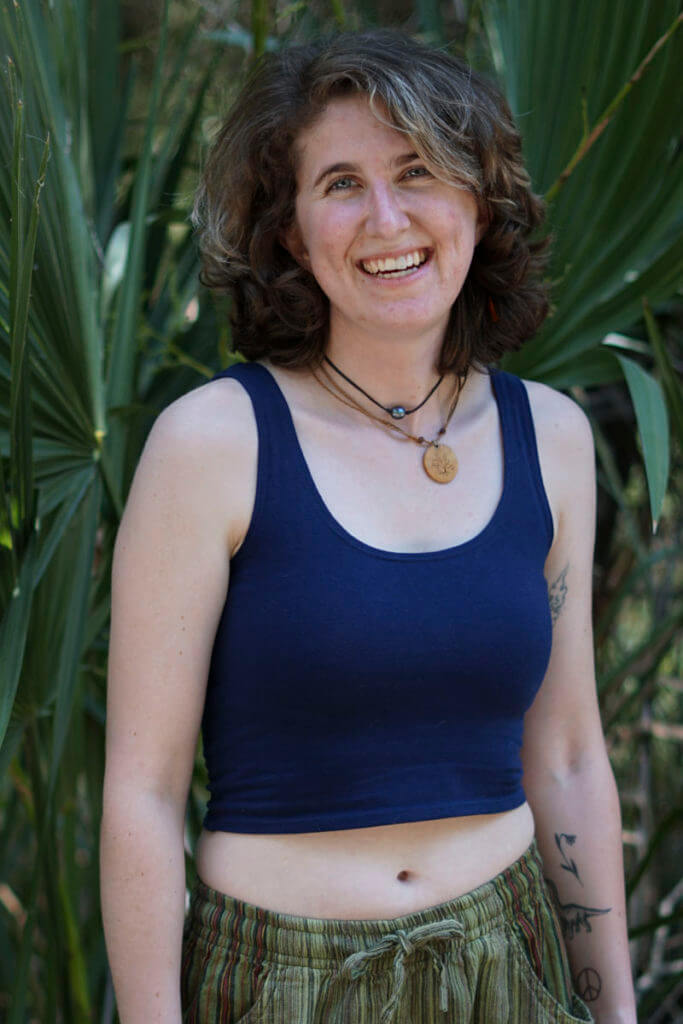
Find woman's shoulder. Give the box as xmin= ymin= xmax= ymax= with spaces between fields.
xmin=518 ymin=376 xmax=594 ymax=459
xmin=153 ymin=373 xmax=256 ymax=451
xmin=125 ymin=375 xmax=258 ymax=556
xmin=514 ymin=377 xmax=596 ymax=539
xmin=139 ymin=375 xmax=258 ymax=501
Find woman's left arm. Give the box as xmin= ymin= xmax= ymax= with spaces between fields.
xmin=522 ymin=384 xmax=637 ymax=1024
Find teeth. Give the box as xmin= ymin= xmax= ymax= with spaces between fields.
xmin=361 ymin=249 xmax=427 ymax=275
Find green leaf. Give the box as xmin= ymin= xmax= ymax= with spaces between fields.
xmin=252 ymin=0 xmax=269 ymax=59
xmin=0 ymin=715 xmax=24 ymax=783
xmin=0 ymin=534 xmax=37 ymax=752
xmin=105 ymin=0 xmax=170 ymax=487
xmin=615 ymin=353 xmax=670 ymax=531
xmin=48 ymin=475 xmax=101 ymax=794
xmin=643 ymin=299 xmax=683 ymax=450
xmin=34 ymin=468 xmax=95 ymax=586
xmin=626 ymin=807 xmax=683 ymax=899
xmin=57 ymin=867 xmax=92 ymax=1021
xmin=9 ymin=126 xmax=49 ymax=549
xmin=11 ymin=0 xmax=105 ymax=434
xmin=544 ymin=12 xmax=683 ymax=203
xmin=100 ymin=221 xmax=131 ymax=323
xmin=482 ymin=0 xmax=683 ymax=384
xmin=415 ymin=0 xmax=446 ymax=45
xmin=89 ymin=0 xmax=124 ymax=240
xmin=504 ymin=344 xmax=622 ymax=388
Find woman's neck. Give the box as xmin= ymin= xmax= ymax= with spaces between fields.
xmin=324 ymin=327 xmax=446 ymax=416
xmin=320 ymin=320 xmax=489 ymax=439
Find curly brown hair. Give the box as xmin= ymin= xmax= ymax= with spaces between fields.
xmin=193 ymin=30 xmax=549 ymax=373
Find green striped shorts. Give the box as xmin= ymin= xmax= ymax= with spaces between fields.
xmin=181 ymin=840 xmax=593 ymax=1023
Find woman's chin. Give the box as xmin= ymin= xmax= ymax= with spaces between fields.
xmin=330 ymin=303 xmax=451 ymax=344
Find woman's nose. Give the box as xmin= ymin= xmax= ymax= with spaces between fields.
xmin=364 ymin=184 xmax=411 ymax=237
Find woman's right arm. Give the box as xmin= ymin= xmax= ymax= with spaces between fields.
xmin=100 ymin=380 xmax=254 ymax=1023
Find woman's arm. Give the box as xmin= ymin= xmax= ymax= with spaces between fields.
xmin=100 ymin=379 xmax=255 ymax=1023
xmin=522 ymin=385 xmax=637 ymax=1024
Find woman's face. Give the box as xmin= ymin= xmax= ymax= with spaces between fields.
xmin=285 ymin=94 xmax=484 ymax=347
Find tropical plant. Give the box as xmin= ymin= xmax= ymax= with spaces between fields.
xmin=0 ymin=0 xmax=217 ymax=1018
xmin=0 ymin=1 xmax=680 ymax=1020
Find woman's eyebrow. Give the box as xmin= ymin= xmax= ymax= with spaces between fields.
xmin=312 ymin=152 xmax=421 ymax=190
xmin=313 ymin=162 xmax=357 ymax=189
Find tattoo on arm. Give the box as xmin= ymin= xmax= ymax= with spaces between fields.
xmin=548 ymin=563 xmax=569 ymax=626
xmin=545 ymin=878 xmax=611 ymax=940
xmin=575 ymin=967 xmax=602 ymax=1002
xmin=555 ymin=832 xmax=583 ymax=885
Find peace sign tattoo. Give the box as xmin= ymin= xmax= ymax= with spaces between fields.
xmin=575 ymin=967 xmax=602 ymax=1002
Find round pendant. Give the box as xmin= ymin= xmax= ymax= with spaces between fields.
xmin=423 ymin=443 xmax=458 ymax=483
xmin=391 ymin=406 xmax=406 ymax=419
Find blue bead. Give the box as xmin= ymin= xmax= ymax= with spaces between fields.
xmin=391 ymin=407 xmax=406 ymax=419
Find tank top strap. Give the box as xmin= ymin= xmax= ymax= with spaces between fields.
xmin=491 ymin=368 xmax=554 ymax=548
xmin=210 ymin=360 xmax=293 ymax=438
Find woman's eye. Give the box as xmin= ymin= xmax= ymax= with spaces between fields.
xmin=327 ymin=177 xmax=357 ymax=192
xmin=404 ymin=166 xmax=431 ymax=180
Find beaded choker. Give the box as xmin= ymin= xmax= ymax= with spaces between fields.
xmin=312 ymin=362 xmax=467 ymax=484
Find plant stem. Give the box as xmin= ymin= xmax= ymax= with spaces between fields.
xmin=251 ymin=0 xmax=268 ymax=60
xmin=545 ymin=12 xmax=683 ymax=203
xmin=330 ymin=0 xmax=346 ymax=28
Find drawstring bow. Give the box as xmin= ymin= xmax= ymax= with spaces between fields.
xmin=339 ymin=918 xmax=464 ymax=1023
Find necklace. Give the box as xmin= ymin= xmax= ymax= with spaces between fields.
xmin=312 ymin=363 xmax=467 ymax=484
xmin=323 ymin=355 xmax=444 ymax=419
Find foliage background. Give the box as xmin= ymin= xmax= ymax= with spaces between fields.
xmin=0 ymin=0 xmax=681 ymax=1020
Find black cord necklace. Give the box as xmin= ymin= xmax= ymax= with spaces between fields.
xmin=323 ymin=355 xmax=444 ymax=419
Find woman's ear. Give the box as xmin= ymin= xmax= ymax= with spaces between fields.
xmin=281 ymin=223 xmax=310 ymax=268
xmin=475 ymin=210 xmax=489 ymax=245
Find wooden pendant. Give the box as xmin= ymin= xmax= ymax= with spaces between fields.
xmin=423 ymin=443 xmax=458 ymax=484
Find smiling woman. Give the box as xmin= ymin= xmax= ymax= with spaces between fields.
xmin=100 ymin=29 xmax=637 ymax=1024
xmin=193 ymin=30 xmax=549 ymax=375
xmin=282 ymin=95 xmax=484 ymax=352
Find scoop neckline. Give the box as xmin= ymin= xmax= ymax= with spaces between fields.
xmin=255 ymin=361 xmax=513 ymax=562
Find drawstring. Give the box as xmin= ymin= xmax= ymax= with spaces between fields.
xmin=338 ymin=918 xmax=465 ymax=1023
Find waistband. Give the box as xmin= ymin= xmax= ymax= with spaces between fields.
xmin=185 ymin=838 xmax=547 ymax=970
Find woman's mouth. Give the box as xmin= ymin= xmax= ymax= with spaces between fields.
xmin=359 ymin=248 xmax=431 ymax=279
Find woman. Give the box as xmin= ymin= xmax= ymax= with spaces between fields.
xmin=100 ymin=30 xmax=636 ymax=1024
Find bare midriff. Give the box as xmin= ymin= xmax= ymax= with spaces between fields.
xmin=194 ymin=802 xmax=536 ymax=919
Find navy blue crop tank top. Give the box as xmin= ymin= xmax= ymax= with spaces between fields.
xmin=201 ymin=362 xmax=554 ymax=833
